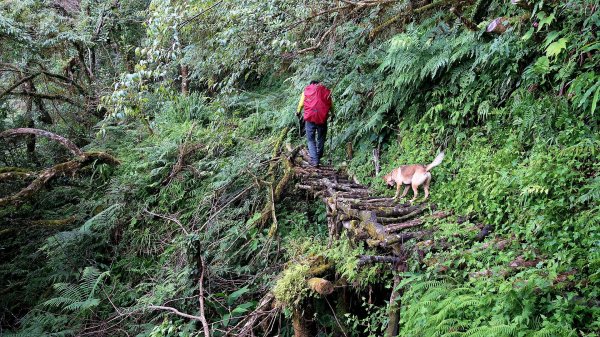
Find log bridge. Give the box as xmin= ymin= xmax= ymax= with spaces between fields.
xmin=292 ymin=149 xmax=451 ymax=255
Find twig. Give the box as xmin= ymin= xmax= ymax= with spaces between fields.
xmin=325 ymin=297 xmax=348 ymax=337
xmin=148 ymin=305 xmax=205 ymax=321
xmin=296 ymin=25 xmax=336 ymax=55
xmin=143 ymin=209 xmax=189 ymax=235
xmin=180 ymin=0 xmax=225 ymax=27
xmin=198 ymin=185 xmax=253 ymax=232
xmin=198 ymin=256 xmax=211 ymax=337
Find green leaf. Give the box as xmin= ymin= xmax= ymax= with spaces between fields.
xmin=591 ymin=85 xmax=600 ymax=115
xmin=542 ymin=31 xmax=560 ymax=48
xmin=532 ymin=56 xmax=550 ymax=75
xmin=522 ymin=28 xmax=534 ymax=41
xmin=537 ymin=12 xmax=555 ymax=32
xmin=546 ymin=38 xmax=568 ymax=59
xmin=227 ymin=286 xmax=250 ymax=306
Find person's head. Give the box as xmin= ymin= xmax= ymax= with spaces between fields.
xmin=309 ymin=80 xmax=320 ymax=85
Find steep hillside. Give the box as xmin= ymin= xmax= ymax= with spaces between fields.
xmin=1 ymin=0 xmax=598 ymax=336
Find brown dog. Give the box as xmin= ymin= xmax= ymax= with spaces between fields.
xmin=382 ymin=152 xmax=445 ymax=203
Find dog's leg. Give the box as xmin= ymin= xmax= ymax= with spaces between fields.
xmin=399 ymin=185 xmax=409 ymax=199
xmin=409 ymin=182 xmax=419 ymax=204
xmin=423 ymin=173 xmax=432 ymax=201
xmin=393 ymin=182 xmax=402 ymax=200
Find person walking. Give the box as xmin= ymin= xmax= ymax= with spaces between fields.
xmin=296 ymin=80 xmax=333 ymax=167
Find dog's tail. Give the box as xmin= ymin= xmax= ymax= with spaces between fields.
xmin=426 ymin=152 xmax=445 ymax=171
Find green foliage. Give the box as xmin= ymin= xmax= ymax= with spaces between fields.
xmin=273 ymin=263 xmax=311 ymax=307
xmin=43 ymin=267 xmax=109 ymax=314
xmin=3 ymin=0 xmax=600 ymax=336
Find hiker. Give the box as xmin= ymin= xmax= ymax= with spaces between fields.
xmin=296 ymin=80 xmax=333 ymax=167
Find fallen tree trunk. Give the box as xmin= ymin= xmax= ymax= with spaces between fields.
xmin=0 ymin=170 xmax=36 ymax=182
xmin=0 ymin=152 xmax=120 ymax=207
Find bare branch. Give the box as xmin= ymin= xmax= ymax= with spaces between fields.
xmin=147 ymin=305 xmax=205 ymax=321
xmin=0 ymin=128 xmax=84 ymax=157
xmin=7 ymin=91 xmax=83 ymax=107
xmin=0 ymin=73 xmax=40 ymax=99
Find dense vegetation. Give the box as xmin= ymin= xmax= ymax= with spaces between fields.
xmin=1 ymin=0 xmax=598 ymax=336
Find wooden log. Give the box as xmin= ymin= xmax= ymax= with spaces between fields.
xmin=374 ymin=203 xmax=431 ymax=218
xmin=381 ymin=230 xmax=432 ymax=247
xmin=384 ymin=211 xmax=451 ymax=233
xmin=384 ymin=218 xmax=425 ymax=233
xmin=358 ymin=255 xmax=402 ymax=266
xmin=230 ymin=293 xmax=275 ymax=337
xmin=0 ymin=152 xmax=120 ymax=207
xmin=307 ymin=256 xmax=333 ymax=276
xmin=384 ymin=273 xmax=402 ymax=337
xmin=0 ymin=170 xmax=36 ymax=182
xmin=342 ymin=220 xmax=369 ymax=239
xmin=336 ymin=201 xmax=360 ymax=218
xmin=307 ymin=278 xmax=334 ymax=295
xmin=359 ymin=210 xmax=387 ymax=241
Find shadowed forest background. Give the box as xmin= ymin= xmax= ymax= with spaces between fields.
xmin=0 ymin=0 xmax=599 ymax=336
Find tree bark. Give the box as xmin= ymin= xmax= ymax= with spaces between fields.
xmin=0 ymin=128 xmax=84 ymax=157
xmin=384 ymin=273 xmax=402 ymax=337
xmin=0 ymin=152 xmax=120 ymax=207
xmin=292 ymin=308 xmax=312 ymax=337
xmin=181 ymin=64 xmax=190 ymax=95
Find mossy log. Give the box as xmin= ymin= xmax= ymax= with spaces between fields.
xmin=381 ymin=230 xmax=432 ymax=247
xmin=258 ymin=132 xmax=295 ymax=229
xmin=359 ymin=210 xmax=387 ymax=241
xmin=358 ymin=255 xmax=403 ymax=266
xmin=292 ymin=308 xmax=312 ymax=337
xmin=307 ymin=277 xmax=334 ymax=295
xmin=373 ymin=203 xmax=430 ymax=218
xmin=307 ymin=255 xmax=333 ymax=276
xmin=0 ymin=152 xmax=120 ymax=207
xmin=384 ymin=211 xmax=451 ymax=233
xmin=384 ymin=273 xmax=402 ymax=337
xmin=0 ymin=170 xmax=36 ymax=182
xmin=3 ymin=216 xmax=77 ymax=227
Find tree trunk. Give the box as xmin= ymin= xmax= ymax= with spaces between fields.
xmin=384 ymin=273 xmax=402 ymax=337
xmin=181 ymin=64 xmax=190 ymax=95
xmin=292 ymin=308 xmax=311 ymax=337
xmin=23 ymin=81 xmax=38 ymax=165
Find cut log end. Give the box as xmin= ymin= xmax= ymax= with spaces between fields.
xmin=307 ymin=277 xmax=334 ymax=295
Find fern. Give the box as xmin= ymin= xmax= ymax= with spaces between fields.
xmin=43 ymin=267 xmax=109 ymax=314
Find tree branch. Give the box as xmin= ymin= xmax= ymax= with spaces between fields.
xmin=0 ymin=152 xmax=120 ymax=207
xmin=7 ymin=91 xmax=83 ymax=107
xmin=0 ymin=73 xmax=40 ymax=99
xmin=0 ymin=128 xmax=84 ymax=157
xmin=369 ymin=0 xmax=467 ymax=39
xmin=148 ymin=305 xmax=205 ymax=321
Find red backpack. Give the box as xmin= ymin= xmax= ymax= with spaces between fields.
xmin=303 ymin=84 xmax=332 ymax=125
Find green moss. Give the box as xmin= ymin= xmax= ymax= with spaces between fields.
xmin=272 ymin=263 xmax=310 ymax=307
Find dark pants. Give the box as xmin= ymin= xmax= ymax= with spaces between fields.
xmin=305 ymin=121 xmax=327 ymax=166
